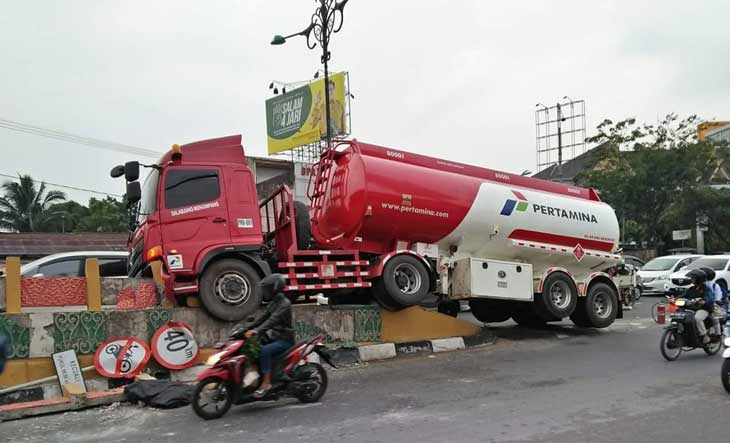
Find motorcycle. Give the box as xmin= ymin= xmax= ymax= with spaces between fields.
xmin=660 ymin=298 xmax=725 ymax=361
xmin=191 ymin=331 xmax=335 ymax=420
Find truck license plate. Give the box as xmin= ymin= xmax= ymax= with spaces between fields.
xmin=497 ymin=281 xmax=508 ymax=289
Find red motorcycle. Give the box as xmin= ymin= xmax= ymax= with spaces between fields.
xmin=192 ymin=332 xmax=333 ymax=420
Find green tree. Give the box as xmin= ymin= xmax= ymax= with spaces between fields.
xmin=43 ymin=200 xmax=90 ymax=232
xmin=76 ymin=196 xmax=127 ymax=232
xmin=0 ymin=174 xmax=66 ymax=232
xmin=575 ymin=114 xmax=719 ymax=249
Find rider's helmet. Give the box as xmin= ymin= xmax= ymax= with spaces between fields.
xmin=687 ymin=269 xmax=707 ymax=287
xmin=700 ymin=267 xmax=716 ymax=282
xmin=259 ymin=273 xmax=286 ymax=302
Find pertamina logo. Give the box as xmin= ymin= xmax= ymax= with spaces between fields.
xmin=500 ymin=191 xmax=529 ymax=216
xmin=499 ymin=190 xmax=598 ymax=223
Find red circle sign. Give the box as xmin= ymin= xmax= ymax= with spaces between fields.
xmin=94 ymin=337 xmax=151 ymax=378
xmin=151 ymin=321 xmax=200 ymax=370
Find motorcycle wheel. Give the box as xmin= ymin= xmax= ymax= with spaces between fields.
xmin=295 ymin=363 xmax=328 ymax=403
xmin=722 ymin=359 xmax=730 ymax=395
xmin=660 ymin=329 xmax=682 ymax=361
xmin=192 ymin=377 xmax=234 ymax=420
xmin=704 ymin=340 xmax=722 ymax=356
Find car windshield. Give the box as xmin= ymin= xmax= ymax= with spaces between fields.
xmin=687 ymin=257 xmax=729 ymax=271
xmin=137 ymin=168 xmax=160 ymax=224
xmin=641 ymin=257 xmax=679 ymax=271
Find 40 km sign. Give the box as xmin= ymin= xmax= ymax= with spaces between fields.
xmin=94 ymin=338 xmax=151 ymax=379
xmin=151 ymin=322 xmax=199 ymax=370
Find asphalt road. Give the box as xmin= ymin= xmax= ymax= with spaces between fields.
xmin=3 ymin=298 xmax=729 ymax=443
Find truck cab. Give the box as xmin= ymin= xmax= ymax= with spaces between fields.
xmin=117 ymin=135 xmax=270 ymax=321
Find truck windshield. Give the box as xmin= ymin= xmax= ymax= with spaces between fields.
xmin=641 ymin=257 xmax=679 ymax=271
xmin=137 ymin=169 xmax=160 ymax=224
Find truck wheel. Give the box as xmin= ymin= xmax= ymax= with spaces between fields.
xmin=583 ymin=282 xmax=618 ymax=328
xmin=377 ymin=255 xmax=430 ymax=306
xmin=371 ymin=285 xmax=407 ymax=311
xmin=469 ymin=299 xmax=512 ymax=323
xmin=280 ymin=201 xmax=311 ymax=250
xmin=535 ymin=273 xmax=578 ymax=320
xmin=437 ymin=300 xmax=460 ymax=318
xmin=512 ymin=308 xmax=547 ymax=328
xmin=199 ymin=259 xmax=262 ymax=322
xmin=569 ymin=298 xmax=591 ymax=327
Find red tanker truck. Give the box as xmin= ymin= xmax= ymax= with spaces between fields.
xmin=111 ymin=135 xmax=623 ymax=327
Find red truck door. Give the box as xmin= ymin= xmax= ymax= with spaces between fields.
xmin=159 ymin=167 xmax=230 ymax=272
xmin=225 ymin=167 xmax=263 ymax=246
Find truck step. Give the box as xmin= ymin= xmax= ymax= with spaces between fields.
xmin=279 ymin=260 xmax=368 ymax=268
xmin=285 ymin=271 xmax=370 ymax=279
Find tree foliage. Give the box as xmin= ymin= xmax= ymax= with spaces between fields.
xmin=0 ymin=175 xmax=127 ymax=233
xmin=575 ymin=114 xmax=730 ymax=252
xmin=0 ymin=174 xmax=66 ymax=232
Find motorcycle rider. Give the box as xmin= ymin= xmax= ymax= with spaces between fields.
xmin=244 ymin=273 xmax=294 ymax=398
xmin=683 ymin=269 xmax=715 ymax=343
xmin=700 ymin=267 xmax=727 ymax=336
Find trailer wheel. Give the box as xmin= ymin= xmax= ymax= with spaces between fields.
xmin=511 ymin=308 xmax=547 ymax=328
xmin=199 ymin=259 xmax=262 ymax=322
xmin=469 ymin=299 xmax=513 ymax=323
xmin=377 ymin=255 xmax=430 ymax=306
xmin=535 ymin=272 xmax=578 ymax=320
xmin=279 ymin=201 xmax=311 ymax=250
xmin=582 ymin=282 xmax=618 ymax=328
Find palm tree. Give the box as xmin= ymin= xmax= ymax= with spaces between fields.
xmin=0 ymin=174 xmax=66 ymax=232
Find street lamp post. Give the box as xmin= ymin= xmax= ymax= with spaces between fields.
xmin=271 ymin=0 xmax=349 ymax=148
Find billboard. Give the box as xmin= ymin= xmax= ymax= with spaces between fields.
xmin=266 ymin=71 xmax=347 ymax=155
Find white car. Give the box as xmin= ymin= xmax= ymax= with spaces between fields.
xmin=19 ymin=251 xmax=128 ymax=278
xmin=638 ymin=254 xmax=702 ymax=295
xmin=668 ymin=255 xmax=730 ymax=292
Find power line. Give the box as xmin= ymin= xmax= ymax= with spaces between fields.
xmin=0 ymin=117 xmax=161 ymax=158
xmin=0 ymin=173 xmax=123 ymax=198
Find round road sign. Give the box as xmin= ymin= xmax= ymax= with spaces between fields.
xmin=151 ymin=321 xmax=199 ymax=370
xmin=94 ymin=337 xmax=151 ymax=378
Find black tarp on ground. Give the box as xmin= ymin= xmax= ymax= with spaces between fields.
xmin=124 ymin=380 xmax=194 ymax=409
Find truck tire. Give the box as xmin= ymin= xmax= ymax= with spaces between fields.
xmin=511 ymin=308 xmax=547 ymax=328
xmin=371 ymin=285 xmax=407 ymax=311
xmin=535 ymin=273 xmax=578 ymax=320
xmin=582 ymin=282 xmax=618 ymax=328
xmin=199 ymin=259 xmax=262 ymax=322
xmin=280 ymin=201 xmax=311 ymax=250
xmin=469 ymin=299 xmax=512 ymax=323
xmin=376 ymin=255 xmax=430 ymax=307
xmin=569 ymin=298 xmax=591 ymax=327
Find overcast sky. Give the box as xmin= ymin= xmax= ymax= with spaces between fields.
xmin=1 ymin=0 xmax=728 ymax=203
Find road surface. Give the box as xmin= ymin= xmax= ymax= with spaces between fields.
xmin=3 ymin=299 xmax=728 ymax=443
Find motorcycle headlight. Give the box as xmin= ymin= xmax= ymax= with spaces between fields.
xmin=724 ymin=337 xmax=730 ymax=347
xmin=674 ymin=299 xmax=686 ymax=307
xmin=206 ymin=351 xmax=225 ymax=367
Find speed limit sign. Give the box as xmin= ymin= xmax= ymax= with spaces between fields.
xmin=94 ymin=338 xmax=151 ymax=378
xmin=151 ymin=321 xmax=199 ymax=370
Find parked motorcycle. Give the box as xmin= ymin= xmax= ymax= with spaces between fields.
xmin=659 ymin=298 xmax=724 ymax=361
xmin=192 ymin=331 xmax=334 ymax=420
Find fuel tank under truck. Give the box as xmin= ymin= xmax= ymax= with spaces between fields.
xmin=311 ymin=140 xmax=621 ymax=277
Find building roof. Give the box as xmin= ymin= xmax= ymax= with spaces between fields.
xmin=533 ymin=142 xmax=610 ymax=183
xmin=0 ymin=232 xmax=128 ymax=259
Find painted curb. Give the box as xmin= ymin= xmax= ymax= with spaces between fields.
xmin=0 ymin=388 xmax=125 ymax=422
xmin=338 ymin=327 xmax=496 ymax=363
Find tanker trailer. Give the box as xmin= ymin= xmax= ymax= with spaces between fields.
xmin=307 ymin=140 xmax=622 ymax=328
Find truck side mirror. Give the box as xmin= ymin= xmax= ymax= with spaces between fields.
xmin=126 ymin=181 xmax=142 ymax=207
xmin=124 ymin=161 xmax=140 ymax=182
xmin=110 ymin=165 xmax=125 ymax=178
